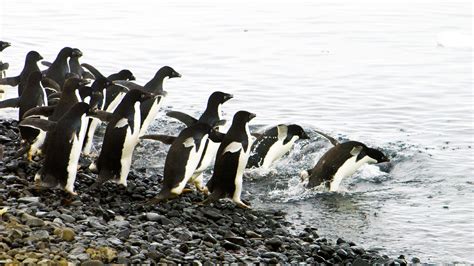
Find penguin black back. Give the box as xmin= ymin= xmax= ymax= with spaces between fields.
xmin=306 ymin=141 xmax=389 ymax=190
xmin=16 ymin=51 xmax=43 ymax=96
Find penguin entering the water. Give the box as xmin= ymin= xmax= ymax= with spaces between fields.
xmin=19 ymin=102 xmax=94 ymax=195
xmin=301 ymin=130 xmax=389 ymax=191
xmin=90 ymin=89 xmax=156 ymax=188
xmin=201 ymin=111 xmax=256 ymax=208
xmin=246 ymin=124 xmax=309 ymax=169
xmin=147 ymin=123 xmax=225 ymax=203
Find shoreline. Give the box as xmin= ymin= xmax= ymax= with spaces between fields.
xmin=0 ymin=119 xmax=418 ymax=264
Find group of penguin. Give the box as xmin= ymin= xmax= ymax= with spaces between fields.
xmin=0 ymin=42 xmax=390 ymax=208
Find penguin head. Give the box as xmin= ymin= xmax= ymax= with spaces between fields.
xmin=71 ymin=48 xmax=83 ymax=58
xmin=63 ymin=77 xmax=90 ymax=92
xmin=0 ymin=41 xmax=11 ymax=51
xmin=233 ymin=111 xmax=256 ymax=124
xmin=58 ymin=47 xmax=74 ymax=58
xmin=92 ymin=77 xmax=113 ymax=90
xmin=117 ymin=69 xmax=136 ymax=81
xmin=26 ymin=51 xmax=43 ymax=62
xmin=157 ymin=66 xmax=182 ymax=79
xmin=209 ymin=91 xmax=233 ymax=105
xmin=365 ymin=147 xmax=390 ymax=164
xmin=288 ymin=124 xmax=310 ymax=140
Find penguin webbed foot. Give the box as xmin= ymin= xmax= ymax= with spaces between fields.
xmin=235 ymin=199 xmax=252 ymax=209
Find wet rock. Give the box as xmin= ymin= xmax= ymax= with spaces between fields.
xmin=222 ymin=240 xmax=241 ymax=250
xmin=18 ymin=197 xmax=40 ymax=203
xmin=225 ymin=236 xmax=246 ymax=246
xmin=145 ymin=212 xmax=161 ymax=221
xmin=81 ymin=260 xmax=104 ymax=266
xmin=202 ymin=209 xmax=224 ymax=221
xmin=261 ymin=252 xmax=288 ymax=262
xmin=265 ymin=238 xmax=283 ymax=251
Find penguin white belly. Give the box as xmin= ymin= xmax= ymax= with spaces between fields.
xmin=82 ymin=118 xmax=101 ymax=155
xmin=28 ymin=115 xmax=49 ymax=158
xmin=195 ymin=139 xmax=220 ymax=173
xmin=118 ymin=102 xmax=141 ymax=186
xmin=106 ymin=92 xmax=126 ymax=113
xmin=65 ymin=114 xmax=89 ymax=193
xmin=139 ymin=96 xmax=164 ymax=136
xmin=330 ymin=155 xmax=377 ymax=191
xmin=171 ymin=135 xmax=209 ymax=194
xmin=261 ymin=136 xmax=299 ymax=169
xmin=232 ymin=127 xmax=253 ymax=202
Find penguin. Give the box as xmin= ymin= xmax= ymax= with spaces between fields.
xmin=42 ymin=48 xmax=94 ymax=80
xmin=0 ymin=51 xmax=43 ymax=96
xmin=148 ymin=123 xmax=224 ymax=203
xmin=0 ymin=41 xmax=10 ymax=100
xmin=246 ymin=124 xmax=310 ymax=169
xmin=44 ymin=47 xmax=78 ymax=90
xmin=301 ymin=131 xmax=390 ymax=191
xmin=91 ymin=89 xmax=155 ymax=187
xmin=79 ymin=77 xmax=116 ymax=155
xmin=19 ymin=102 xmax=94 ymax=195
xmin=202 ymin=111 xmax=256 ymax=208
xmin=163 ymin=91 xmax=233 ymax=189
xmin=113 ymin=66 xmax=181 ymax=136
xmin=80 ymin=63 xmax=136 ymax=112
xmin=20 ymin=77 xmax=89 ymax=159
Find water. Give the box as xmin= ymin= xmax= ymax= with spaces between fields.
xmin=1 ymin=0 xmax=473 ymax=263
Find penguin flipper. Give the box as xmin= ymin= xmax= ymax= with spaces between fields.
xmin=41 ymin=61 xmax=52 ymax=67
xmin=140 ymin=134 xmax=176 ymax=145
xmin=22 ymin=106 xmax=56 ymax=119
xmin=251 ymin=132 xmax=263 ymax=139
xmin=19 ymin=117 xmax=57 ymax=132
xmin=166 ymin=111 xmax=197 ymax=126
xmin=88 ymin=110 xmax=114 ymax=123
xmin=313 ymin=130 xmax=339 ymax=146
xmin=82 ymin=71 xmax=95 ymax=80
xmin=0 ymin=76 xmax=20 ymax=86
xmin=47 ymin=92 xmax=62 ymax=100
xmin=0 ymin=97 xmax=19 ymax=108
xmin=209 ymin=131 xmax=225 ymax=143
xmin=81 ymin=63 xmax=104 ymax=79
xmin=41 ymin=77 xmax=61 ymax=93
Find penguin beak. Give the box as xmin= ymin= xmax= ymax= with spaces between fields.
xmin=79 ymin=79 xmax=90 ymax=87
xmin=39 ymin=55 xmax=44 ymax=60
xmin=249 ymin=112 xmax=256 ymax=120
xmin=129 ymin=75 xmax=136 ymax=81
xmin=172 ymin=71 xmax=182 ymax=78
xmin=300 ymin=132 xmax=310 ymax=140
xmin=72 ymin=49 xmax=83 ymax=57
xmin=3 ymin=42 xmax=11 ymax=48
xmin=224 ymin=94 xmax=234 ymax=102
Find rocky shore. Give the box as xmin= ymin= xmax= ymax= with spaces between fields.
xmin=0 ymin=119 xmax=419 ymax=265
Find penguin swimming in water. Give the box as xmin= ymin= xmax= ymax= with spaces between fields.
xmin=113 ymin=66 xmax=181 ymax=136
xmin=246 ymin=124 xmax=309 ymax=169
xmin=301 ymin=131 xmax=390 ymax=191
xmin=0 ymin=51 xmax=43 ymax=96
xmin=202 ymin=111 xmax=256 ymax=208
xmin=90 ymin=89 xmax=155 ymax=187
xmin=148 ymin=123 xmax=224 ymax=203
xmin=19 ymin=102 xmax=95 ymax=195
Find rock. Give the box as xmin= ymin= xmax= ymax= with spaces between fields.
xmin=61 ymin=228 xmax=75 ymax=242
xmin=265 ymin=238 xmax=283 ymax=251
xmin=21 ymin=213 xmax=45 ymax=227
xmin=261 ymin=252 xmax=288 ymax=262
xmin=225 ymin=236 xmax=246 ymax=246
xmin=202 ymin=209 xmax=224 ymax=221
xmin=81 ymin=260 xmax=104 ymax=266
xmin=203 ymin=233 xmax=218 ymax=244
xmin=86 ymin=247 xmax=117 ymax=263
xmin=353 ymin=258 xmax=370 ymax=266
xmin=245 ymin=230 xmax=262 ymax=238
xmin=108 ymin=237 xmax=123 ymax=246
xmin=222 ymin=240 xmax=241 ymax=250
xmin=60 ymin=214 xmax=76 ymax=223
xmin=18 ymin=197 xmax=40 ymax=203
xmin=145 ymin=212 xmax=161 ymax=221
xmin=22 ymin=258 xmax=39 ymax=264
xmin=411 ymin=257 xmax=421 ymax=263
xmin=30 ymin=230 xmax=49 ymax=241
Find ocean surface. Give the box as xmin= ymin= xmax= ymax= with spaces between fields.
xmin=0 ymin=0 xmax=472 ymax=263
